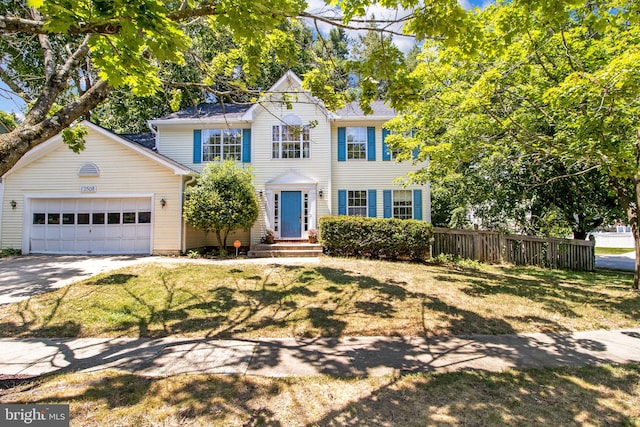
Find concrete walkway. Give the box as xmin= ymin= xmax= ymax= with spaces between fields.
xmin=1 ymin=329 xmax=639 ymax=378
xmin=1 ymin=255 xmax=639 ymax=379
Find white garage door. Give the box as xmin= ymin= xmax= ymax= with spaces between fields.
xmin=29 ymin=198 xmax=152 ymax=254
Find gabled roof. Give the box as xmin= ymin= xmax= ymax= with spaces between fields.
xmin=3 ymin=121 xmax=194 ymax=178
xmin=267 ymin=169 xmax=317 ymax=185
xmin=147 ymin=71 xmax=398 ymax=125
xmin=335 ymin=100 xmax=396 ymax=120
xmin=120 ymin=132 xmax=156 ymax=150
xmin=240 ymin=70 xmax=333 ymax=121
xmin=151 ymin=103 xmax=251 ymax=123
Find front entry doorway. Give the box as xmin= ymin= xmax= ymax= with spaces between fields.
xmin=280 ymin=191 xmax=302 ymax=238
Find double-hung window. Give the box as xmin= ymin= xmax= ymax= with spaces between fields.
xmin=347 ymin=190 xmax=367 ymax=216
xmin=393 ymin=190 xmax=413 ymax=219
xmin=346 ymin=127 xmax=367 ymax=160
xmin=272 ymin=125 xmax=310 ymax=159
xmin=202 ymin=129 xmax=242 ymax=161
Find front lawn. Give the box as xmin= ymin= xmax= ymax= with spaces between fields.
xmin=0 ymin=258 xmax=637 ymax=338
xmin=1 ymin=364 xmax=638 ymax=426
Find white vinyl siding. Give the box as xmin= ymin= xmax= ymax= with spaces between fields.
xmin=1 ymin=129 xmax=184 ymax=254
xmin=332 ymin=122 xmax=430 ymax=221
xmin=248 ymin=78 xmax=332 ymax=244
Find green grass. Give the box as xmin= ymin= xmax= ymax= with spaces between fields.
xmin=2 ymin=364 xmax=639 ymax=426
xmin=0 ymin=258 xmax=637 ymax=339
xmin=595 ymin=247 xmax=635 ymax=255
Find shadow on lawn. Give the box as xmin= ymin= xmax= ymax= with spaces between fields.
xmin=11 ymin=356 xmax=640 ymax=426
xmin=2 ymin=262 xmax=638 ymax=340
xmin=434 ymin=266 xmax=640 ymax=322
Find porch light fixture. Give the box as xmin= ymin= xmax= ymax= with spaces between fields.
xmin=259 ymin=190 xmax=263 ymax=197
xmin=319 ymin=189 xmax=323 ymax=198
xmin=160 ymin=198 xmax=167 ymax=208
xmin=10 ymin=200 xmax=16 ymax=209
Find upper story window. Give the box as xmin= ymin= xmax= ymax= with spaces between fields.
xmin=393 ymin=190 xmax=413 ymax=219
xmin=202 ymin=129 xmax=242 ymax=161
xmin=347 ymin=127 xmax=367 ymax=160
xmin=383 ymin=129 xmax=417 ymax=161
xmin=272 ymin=124 xmax=310 ymax=159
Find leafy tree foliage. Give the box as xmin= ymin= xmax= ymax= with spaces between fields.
xmin=0 ymin=112 xmax=17 ymax=133
xmin=385 ymin=0 xmax=640 ymax=288
xmin=0 ymin=0 xmax=478 ymax=177
xmin=183 ymin=161 xmax=259 ymax=254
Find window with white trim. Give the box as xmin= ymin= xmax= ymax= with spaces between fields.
xmin=393 ymin=190 xmax=412 ymax=219
xmin=272 ymin=125 xmax=310 ymax=159
xmin=347 ymin=190 xmax=367 ymax=216
xmin=202 ymin=129 xmax=242 ymax=161
xmin=347 ymin=127 xmax=367 ymax=160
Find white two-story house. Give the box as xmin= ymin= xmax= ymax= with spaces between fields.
xmin=0 ymin=71 xmax=430 ymax=255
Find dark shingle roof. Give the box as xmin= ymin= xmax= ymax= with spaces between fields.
xmin=336 ymin=100 xmax=396 ymax=118
xmin=157 ymin=103 xmax=251 ymax=120
xmin=120 ymin=132 xmax=156 ymax=150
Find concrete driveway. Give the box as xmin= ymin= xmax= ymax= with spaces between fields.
xmin=595 ymin=252 xmax=635 ymax=272
xmin=0 ymin=255 xmax=154 ymax=305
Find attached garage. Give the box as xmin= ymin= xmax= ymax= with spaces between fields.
xmin=1 ymin=121 xmax=194 ymax=255
xmin=28 ymin=197 xmax=153 ymax=254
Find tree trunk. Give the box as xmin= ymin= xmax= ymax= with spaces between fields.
xmin=632 ymin=130 xmax=640 ymax=290
xmin=634 ymin=229 xmax=640 ymax=291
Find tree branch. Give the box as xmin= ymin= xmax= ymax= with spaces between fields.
xmin=526 ymin=164 xmax=602 ymax=191
xmin=0 ymin=15 xmax=120 ymax=35
xmin=0 ymin=79 xmax=112 ymax=177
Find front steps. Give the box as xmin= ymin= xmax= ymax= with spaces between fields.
xmin=248 ymin=242 xmax=323 ymax=258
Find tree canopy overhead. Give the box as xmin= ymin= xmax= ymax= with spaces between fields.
xmin=384 ymin=0 xmax=640 ymax=287
xmin=0 ymin=0 xmax=480 ymax=177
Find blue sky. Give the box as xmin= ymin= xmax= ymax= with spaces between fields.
xmin=0 ymin=83 xmax=25 ymax=117
xmin=0 ymin=0 xmax=494 ymax=116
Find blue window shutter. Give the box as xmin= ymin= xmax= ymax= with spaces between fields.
xmin=383 ymin=190 xmax=392 ymax=218
xmin=368 ymin=189 xmax=377 ymax=217
xmin=338 ymin=190 xmax=347 ymax=215
xmin=193 ymin=129 xmax=202 ymax=164
xmin=413 ymin=189 xmax=423 ymax=220
xmin=411 ymin=129 xmax=419 ymax=160
xmin=367 ymin=126 xmax=376 ymax=161
xmin=337 ymin=128 xmax=346 ymax=161
xmin=242 ymin=128 xmax=251 ymax=163
xmin=382 ymin=129 xmax=391 ymax=161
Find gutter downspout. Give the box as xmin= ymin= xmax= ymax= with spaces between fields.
xmin=147 ymin=122 xmax=159 ymax=151
xmin=181 ymin=174 xmax=197 ymax=253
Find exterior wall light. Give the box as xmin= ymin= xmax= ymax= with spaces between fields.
xmin=10 ymin=200 xmax=17 ymax=209
xmin=160 ymin=198 xmax=167 ymax=208
xmin=318 ymin=189 xmax=323 ymax=198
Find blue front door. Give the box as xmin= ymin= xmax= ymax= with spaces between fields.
xmin=281 ymin=191 xmax=302 ymax=238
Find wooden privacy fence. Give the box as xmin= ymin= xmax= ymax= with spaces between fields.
xmin=432 ymin=227 xmax=595 ymax=271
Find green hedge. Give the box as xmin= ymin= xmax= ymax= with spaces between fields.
xmin=319 ymin=216 xmax=433 ymax=260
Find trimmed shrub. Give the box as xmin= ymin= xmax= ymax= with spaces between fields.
xmin=319 ymin=216 xmax=433 ymax=260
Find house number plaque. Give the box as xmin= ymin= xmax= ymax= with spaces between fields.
xmin=80 ymin=185 xmax=97 ymax=193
